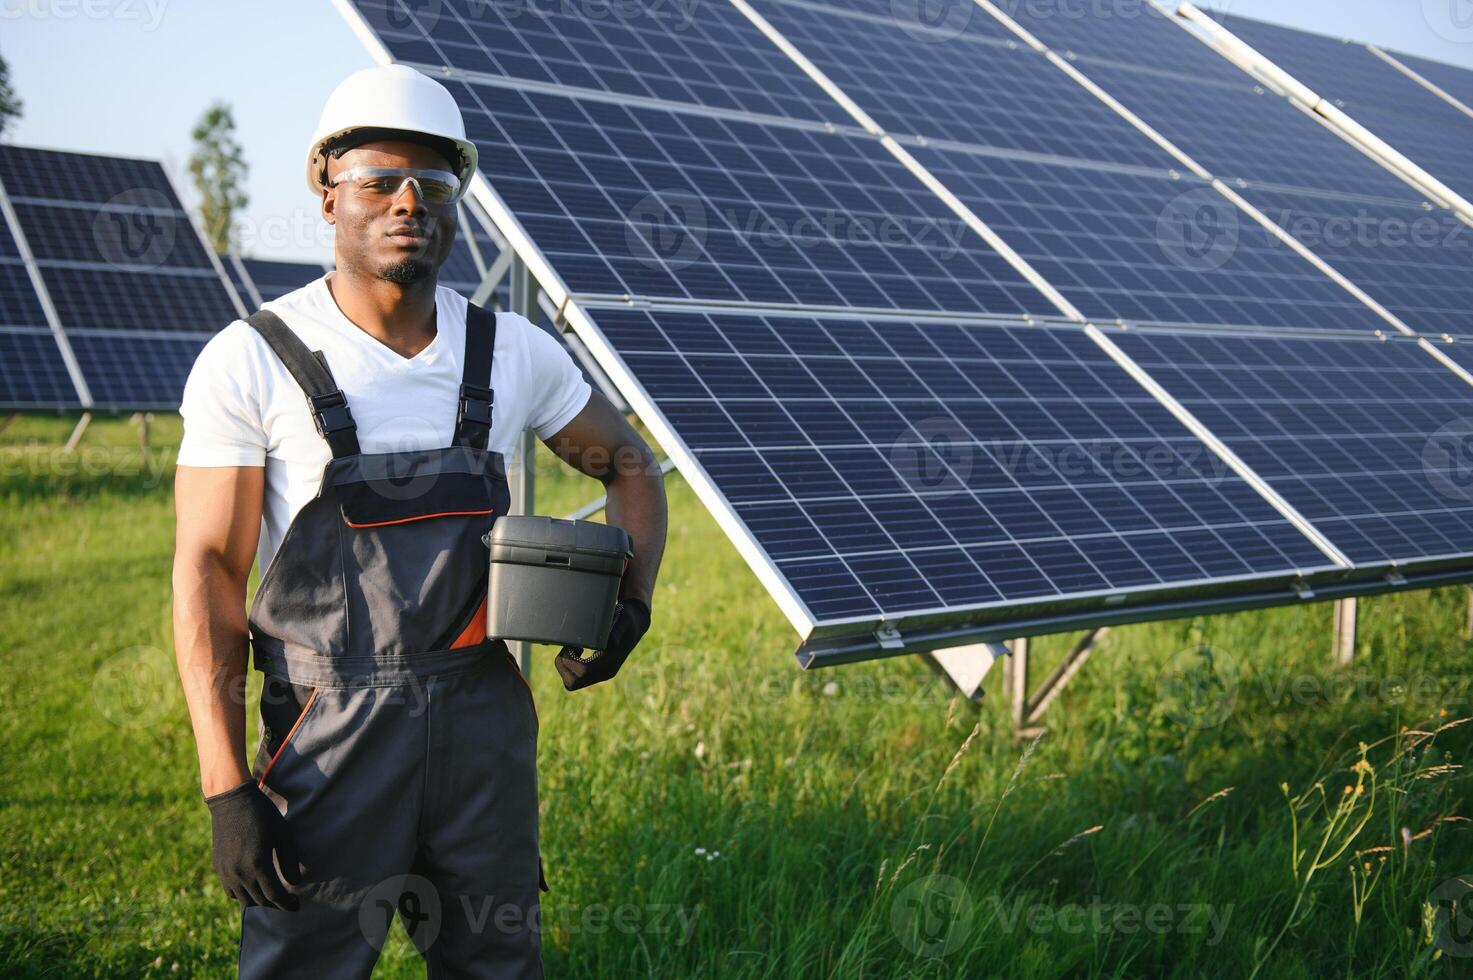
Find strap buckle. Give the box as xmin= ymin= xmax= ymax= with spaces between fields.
xmin=458 ymin=382 xmax=494 ymax=427
xmin=309 ymin=390 xmax=356 ymax=437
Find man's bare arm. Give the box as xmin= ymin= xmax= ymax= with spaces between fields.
xmin=172 ymin=464 xmax=264 ymax=796
xmin=541 ymin=392 xmax=667 ymax=608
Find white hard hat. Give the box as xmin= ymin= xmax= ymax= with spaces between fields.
xmin=306 ymin=64 xmax=479 ymax=195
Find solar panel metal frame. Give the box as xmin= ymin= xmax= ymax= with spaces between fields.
xmin=332 ymin=0 xmax=1473 ymax=664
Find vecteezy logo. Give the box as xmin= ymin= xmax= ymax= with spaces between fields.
xmin=92 ymin=645 xmax=175 ymax=729
xmin=1156 ymin=644 xmax=1240 ymax=730
xmin=359 ymin=874 xmax=443 ymax=953
xmin=891 ymin=0 xmax=973 ymax=42
xmin=625 ymin=189 xmax=707 ymax=270
xmin=888 ymin=417 xmax=975 ymax=495
xmin=93 ymin=189 xmax=178 ymax=271
xmin=1423 ymin=418 xmax=1473 ymax=503
xmin=1431 ymin=875 xmax=1473 ymax=957
xmin=1156 ymin=187 xmax=1240 ymax=272
xmin=1423 ymin=0 xmax=1473 ymax=44
xmin=366 ymin=0 xmax=443 ymax=33
xmin=891 ymin=874 xmax=974 ymax=957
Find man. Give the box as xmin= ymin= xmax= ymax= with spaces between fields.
xmin=171 ymin=64 xmax=667 ymax=977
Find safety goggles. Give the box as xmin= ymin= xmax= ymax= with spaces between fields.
xmin=328 ymin=166 xmax=463 ymax=204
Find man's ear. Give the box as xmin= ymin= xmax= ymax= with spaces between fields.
xmin=322 ymin=189 xmax=336 ymax=225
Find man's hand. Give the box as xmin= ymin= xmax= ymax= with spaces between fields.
xmin=555 ymin=598 xmax=651 ymax=691
xmin=205 ymin=779 xmax=304 ymax=910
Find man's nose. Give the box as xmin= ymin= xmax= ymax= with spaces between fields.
xmin=391 ymin=180 xmax=428 ymax=216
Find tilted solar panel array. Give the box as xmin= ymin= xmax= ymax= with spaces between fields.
xmin=0 ymin=145 xmax=246 ymax=410
xmin=964 ymin=6 xmax=1473 ymax=575
xmin=336 ymin=0 xmax=1473 ymax=660
xmin=998 ymin=3 xmax=1473 ymax=338
xmin=1212 ymin=13 xmax=1473 ymax=207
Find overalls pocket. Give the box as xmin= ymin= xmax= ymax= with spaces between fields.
xmin=332 ymin=458 xmax=504 ymax=658
xmin=336 ymin=470 xmax=495 ymax=528
xmin=255 ymin=674 xmax=321 ymax=790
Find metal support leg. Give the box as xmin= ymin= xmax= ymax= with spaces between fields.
xmin=1465 ymin=588 xmax=1473 ymax=641
xmin=131 ymin=412 xmax=152 ymax=453
xmin=63 ymin=412 xmax=91 ymax=453
xmin=471 ymin=244 xmax=516 ymax=309
xmin=508 ymin=255 xmax=538 ymax=679
xmin=1333 ymin=598 xmax=1358 ymax=666
xmin=1025 ymin=629 xmax=1106 ymax=728
xmin=998 ymin=630 xmax=1109 ymax=735
xmin=1005 ymin=638 xmax=1029 ymax=732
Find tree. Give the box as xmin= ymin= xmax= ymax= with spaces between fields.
xmin=188 ymin=102 xmax=248 ymax=254
xmin=0 ymin=54 xmax=22 ymax=140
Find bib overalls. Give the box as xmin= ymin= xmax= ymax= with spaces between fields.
xmin=236 ymin=302 xmax=546 ymax=978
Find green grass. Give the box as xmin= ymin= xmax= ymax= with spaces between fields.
xmin=2 ymin=413 xmax=1471 ymax=978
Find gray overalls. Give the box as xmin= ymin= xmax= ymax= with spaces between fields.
xmin=237 ymin=302 xmax=546 ymax=978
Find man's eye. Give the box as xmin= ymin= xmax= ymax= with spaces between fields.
xmin=362 ymin=178 xmax=399 ymax=193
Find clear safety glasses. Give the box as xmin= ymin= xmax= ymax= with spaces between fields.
xmin=329 ymin=166 xmax=463 ymax=205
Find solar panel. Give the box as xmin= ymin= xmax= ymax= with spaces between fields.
xmin=1111 ymin=329 xmax=1473 ymax=566
xmin=1222 ymin=186 xmax=1473 ymax=337
xmin=224 ymin=253 xmax=260 ymax=308
xmin=0 ymin=330 xmax=78 ymax=409
xmin=0 ymin=145 xmax=242 ymax=409
xmin=1384 ymin=49 xmax=1473 ymax=114
xmin=956 ymin=8 xmax=1473 ymax=339
xmin=843 ymin=0 xmax=1011 ymax=43
xmin=590 ymin=306 xmax=1336 ymax=623
xmin=745 ymin=0 xmax=1174 ymax=169
xmin=0 ymin=211 xmax=20 ymax=255
xmin=453 ymin=81 xmax=1045 ymax=313
xmin=1217 ymin=14 xmax=1463 ymax=121
xmin=67 ymin=332 xmax=208 ymax=410
xmin=1072 ymin=60 xmax=1426 ymax=202
xmin=1215 ymin=14 xmax=1473 ymax=202
xmin=0 ymin=262 xmax=47 ymax=328
xmin=13 ymin=200 xmax=219 ymax=271
xmin=905 ymin=147 xmax=1390 ymax=332
xmin=992 ymin=0 xmax=1245 ymax=84
xmin=346 ymin=0 xmax=844 ymax=122
xmin=240 ymin=258 xmax=328 ymax=302
xmin=0 ymin=145 xmax=177 ymax=203
xmin=41 ymin=267 xmax=238 ymax=331
xmin=336 ymin=0 xmax=1473 ymax=660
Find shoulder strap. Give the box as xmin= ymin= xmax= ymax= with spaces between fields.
xmin=454 ymin=301 xmax=498 ymax=450
xmin=244 ymin=309 xmax=361 ymax=459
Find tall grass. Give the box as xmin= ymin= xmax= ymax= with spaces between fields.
xmin=1 ymin=413 xmax=1470 ymax=977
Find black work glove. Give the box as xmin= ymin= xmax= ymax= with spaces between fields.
xmin=555 ymin=597 xmax=651 ymax=692
xmin=204 ymin=778 xmax=303 ymax=911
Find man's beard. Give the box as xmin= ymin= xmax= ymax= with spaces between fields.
xmin=379 ymin=256 xmax=433 ymax=284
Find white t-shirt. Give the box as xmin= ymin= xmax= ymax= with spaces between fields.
xmin=177 ymin=275 xmax=592 ymax=577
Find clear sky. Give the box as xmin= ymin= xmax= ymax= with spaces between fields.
xmin=4 ymin=0 xmax=1471 ymax=261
